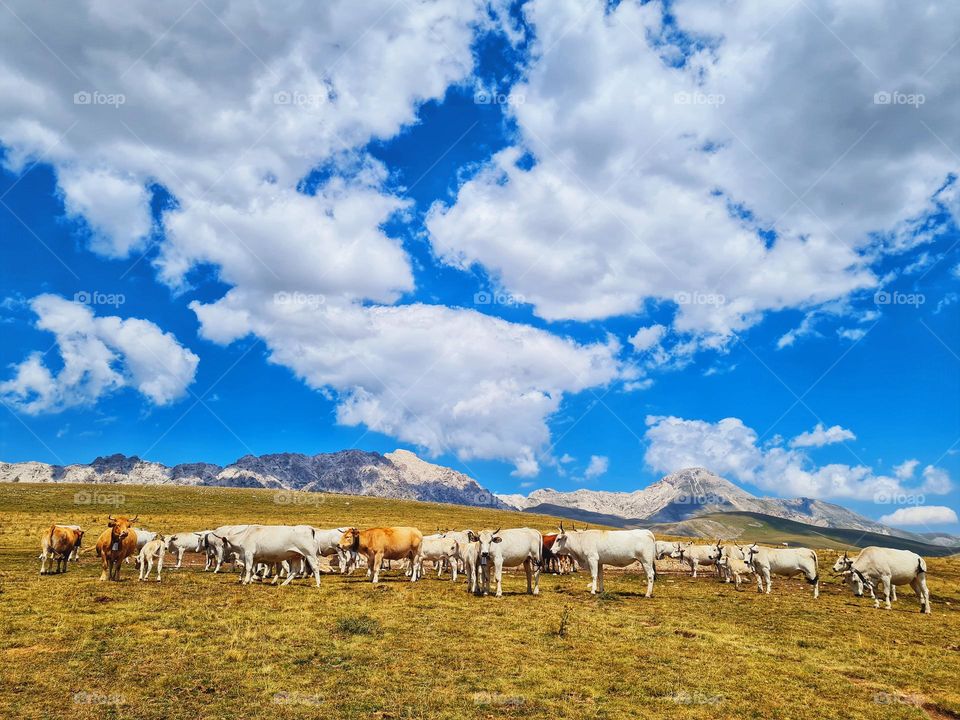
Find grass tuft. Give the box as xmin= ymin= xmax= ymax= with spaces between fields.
xmin=336 ymin=615 xmax=381 ymax=636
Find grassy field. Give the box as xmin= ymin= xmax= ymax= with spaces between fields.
xmin=1 ymin=483 xmax=959 ymax=720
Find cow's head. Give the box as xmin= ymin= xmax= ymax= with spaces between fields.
xmin=74 ymin=529 xmax=85 ymax=546
xmin=337 ymin=528 xmax=360 ymax=552
xmin=670 ymin=541 xmax=692 ymax=560
xmin=706 ymin=543 xmax=723 ymax=563
xmin=742 ymin=543 xmax=759 ymax=567
xmin=831 ymin=552 xmax=854 ymax=575
xmin=552 ymin=522 xmax=572 ymax=556
xmin=107 ymin=515 xmax=136 ymax=541
xmin=476 ymin=528 xmax=502 ymax=559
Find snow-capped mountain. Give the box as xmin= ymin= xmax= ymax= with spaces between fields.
xmin=0 ymin=449 xmax=506 ymax=508
xmin=497 ymin=467 xmax=902 ymax=536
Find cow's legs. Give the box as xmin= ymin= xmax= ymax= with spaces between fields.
xmin=524 ymin=558 xmax=533 ymax=595
xmin=371 ymin=551 xmax=383 ymax=583
xmin=643 ymin=562 xmax=655 ymax=598
xmin=99 ymin=554 xmax=109 ymax=581
xmin=891 ymin=585 xmax=897 ymax=602
xmin=156 ymin=552 xmax=164 ymax=582
xmin=587 ymin=557 xmax=600 ymax=593
xmin=916 ymin=574 xmax=931 ymax=614
xmin=692 ymin=560 xmax=698 ymax=578
xmin=494 ymin=558 xmax=504 ymax=597
xmin=755 ymin=571 xmax=764 ymax=593
xmin=763 ymin=569 xmax=772 ymax=594
xmin=176 ymin=549 xmax=184 ymax=569
xmin=451 ymin=557 xmax=458 ymax=583
xmin=878 ymin=575 xmax=892 ymax=609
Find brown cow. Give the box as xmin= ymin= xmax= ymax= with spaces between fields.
xmin=39 ymin=525 xmax=84 ymax=575
xmin=95 ymin=515 xmax=139 ymax=581
xmin=338 ymin=527 xmax=423 ymax=584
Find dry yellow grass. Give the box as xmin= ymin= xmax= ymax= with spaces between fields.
xmin=1 ymin=482 xmax=958 ymax=720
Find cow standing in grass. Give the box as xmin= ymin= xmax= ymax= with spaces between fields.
xmin=166 ymin=531 xmax=209 ymax=568
xmin=39 ymin=525 xmax=84 ymax=575
xmin=710 ymin=543 xmax=753 ymax=589
xmin=670 ymin=541 xmax=721 ymax=578
xmin=338 ymin=527 xmax=423 ymax=584
xmin=551 ymin=525 xmax=656 ymax=597
xmin=95 ymin=515 xmax=138 ymax=581
xmin=741 ymin=543 xmax=819 ymax=598
xmin=470 ymin=528 xmax=542 ymax=598
xmin=833 ymin=547 xmax=931 ymax=613
xmin=138 ymin=534 xmax=166 ymax=582
xmin=217 ymin=525 xmax=322 ymax=587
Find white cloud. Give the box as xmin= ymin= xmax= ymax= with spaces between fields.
xmin=837 ymin=328 xmax=867 ymax=342
xmin=427 ymin=0 xmax=960 ymax=355
xmin=628 ymin=324 xmax=667 ymax=353
xmin=191 ymin=292 xmax=622 ymax=474
xmin=879 ymin=506 xmax=959 ymax=527
xmin=789 ymin=423 xmax=856 ymax=448
xmin=893 ymin=459 xmax=919 ymax=480
xmin=584 ymin=455 xmax=609 ymax=479
xmin=0 ymin=294 xmax=198 ymax=413
xmin=644 ymin=414 xmax=952 ymax=502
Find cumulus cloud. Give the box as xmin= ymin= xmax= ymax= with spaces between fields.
xmin=628 ymin=324 xmax=667 ymax=353
xmin=894 ymin=459 xmax=920 ymax=480
xmin=191 ymin=292 xmax=622 ymax=474
xmin=879 ymin=506 xmax=959 ymax=527
xmin=644 ymin=415 xmax=952 ymax=502
xmin=0 ymin=295 xmax=198 ymax=413
xmin=584 ymin=455 xmax=609 ymax=479
xmin=427 ymin=0 xmax=959 ymax=354
xmin=789 ymin=423 xmax=856 ymax=448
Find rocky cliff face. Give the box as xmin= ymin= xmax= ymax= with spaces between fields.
xmin=0 ymin=449 xmax=507 ymax=508
xmin=497 ymin=467 xmax=898 ymax=536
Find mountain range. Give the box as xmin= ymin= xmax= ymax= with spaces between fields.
xmin=0 ymin=452 xmax=940 ymax=543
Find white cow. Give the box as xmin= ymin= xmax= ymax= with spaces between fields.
xmin=419 ymin=534 xmax=460 ymax=581
xmin=460 ymin=536 xmax=482 ymax=595
xmin=166 ymin=531 xmax=209 ymax=568
xmin=217 ymin=525 xmax=321 ymax=587
xmin=552 ymin=525 xmax=657 ymax=597
xmin=742 ymin=543 xmax=819 ymax=597
xmin=138 ymin=534 xmax=166 ymax=582
xmin=655 ymin=540 xmax=681 ymax=560
xmin=670 ymin=542 xmax=720 ymax=577
xmin=126 ymin=528 xmax=157 ymax=565
xmin=832 ymin=547 xmax=931 ymax=613
xmin=470 ymin=528 xmax=542 ymax=598
xmin=710 ymin=544 xmax=754 ymax=589
xmin=205 ymin=525 xmax=256 ymax=572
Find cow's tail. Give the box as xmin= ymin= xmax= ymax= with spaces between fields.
xmin=46 ymin=524 xmax=56 ymax=550
xmin=806 ymin=549 xmax=819 ymax=584
xmin=918 ymin=557 xmax=928 ymax=575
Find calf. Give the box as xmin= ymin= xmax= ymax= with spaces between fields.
xmin=138 ymin=534 xmax=166 ymax=582
xmin=39 ymin=525 xmax=84 ymax=574
xmin=710 ymin=544 xmax=753 ymax=589
xmin=833 ymin=547 xmax=930 ymax=613
xmin=552 ymin=525 xmax=656 ymax=597
xmin=95 ymin=515 xmax=139 ymax=581
xmin=166 ymin=531 xmax=209 ymax=568
xmin=670 ymin=541 xmax=720 ymax=577
xmin=742 ymin=543 xmax=819 ymax=598
xmin=470 ymin=527 xmax=542 ymax=598
xmin=338 ymin=527 xmax=423 ymax=584
xmin=419 ymin=534 xmax=460 ymax=581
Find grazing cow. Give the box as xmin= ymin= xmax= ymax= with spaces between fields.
xmin=95 ymin=515 xmax=139 ymax=581
xmin=846 ymin=570 xmax=898 ymax=603
xmin=216 ymin=525 xmax=322 ymax=587
xmin=655 ymin=540 xmax=680 ymax=561
xmin=469 ymin=527 xmax=542 ymax=598
xmin=832 ymin=548 xmax=931 ymax=613
xmin=741 ymin=543 xmax=819 ymax=598
xmin=166 ymin=532 xmax=209 ymax=568
xmin=552 ymin=524 xmax=656 ymax=597
xmin=39 ymin=525 xmax=84 ymax=574
xmin=670 ymin=541 xmax=721 ymax=577
xmin=138 ymin=534 xmax=166 ymax=582
xmin=419 ymin=533 xmax=460 ymax=581
xmin=338 ymin=527 xmax=423 ymax=584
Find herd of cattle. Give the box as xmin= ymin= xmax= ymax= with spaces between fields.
xmin=37 ymin=517 xmax=933 ymax=613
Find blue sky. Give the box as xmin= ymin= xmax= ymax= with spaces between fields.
xmin=1 ymin=0 xmax=958 ymax=533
